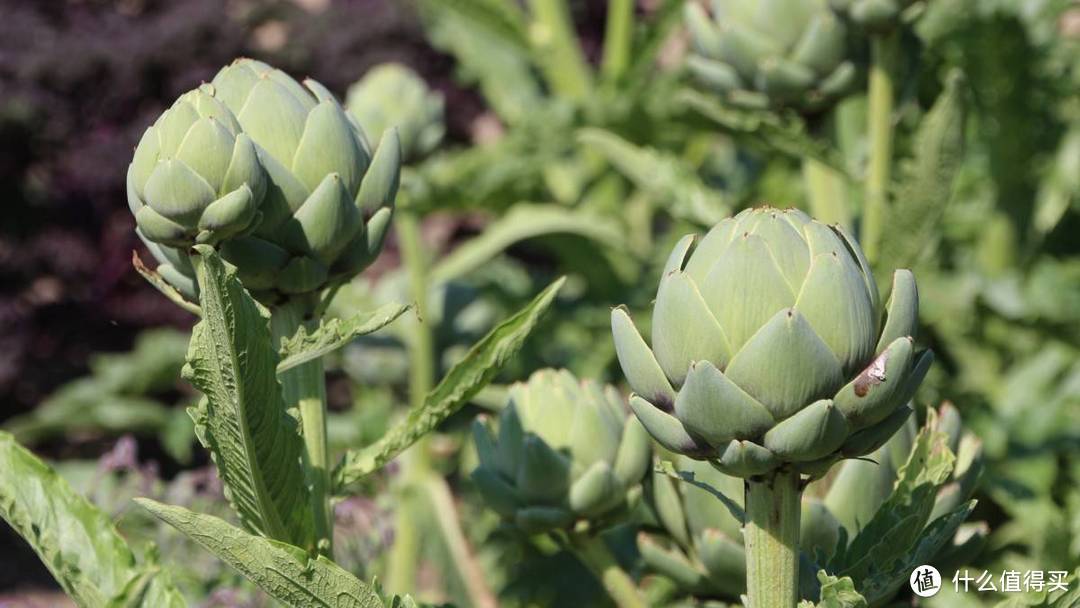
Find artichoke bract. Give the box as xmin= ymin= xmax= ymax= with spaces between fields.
xmin=612 ymin=207 xmax=931 ymax=478
xmin=471 ymin=369 xmax=652 ymax=534
xmin=346 ymin=63 xmax=445 ymax=163
xmin=128 ymin=85 xmax=267 ymax=249
xmin=206 ymin=58 xmax=401 ymax=303
xmin=685 ymin=0 xmax=856 ymax=111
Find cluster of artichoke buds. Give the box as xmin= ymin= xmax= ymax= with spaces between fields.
xmin=640 ymin=403 xmax=985 ymax=602
xmin=612 ymin=207 xmax=932 ymax=479
xmin=128 ymin=58 xmax=401 ymax=306
xmin=346 ymin=63 xmax=445 ymax=164
xmin=471 ymin=369 xmax=652 ymax=534
xmin=685 ymin=0 xmax=857 ymax=111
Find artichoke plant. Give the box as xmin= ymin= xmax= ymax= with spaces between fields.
xmin=129 ymin=58 xmax=401 ymax=306
xmin=612 ymin=206 xmax=930 ymax=478
xmin=640 ymin=404 xmax=985 ymax=604
xmin=471 ymin=369 xmax=652 ymax=534
xmin=346 ymin=63 xmax=445 ymax=163
xmin=685 ymin=0 xmax=857 ymax=111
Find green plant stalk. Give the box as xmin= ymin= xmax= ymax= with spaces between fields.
xmin=863 ymin=33 xmax=898 ymax=263
xmin=386 ymin=208 xmax=435 ymax=592
xmin=601 ymin=0 xmax=634 ymax=83
xmin=802 ymin=157 xmax=852 ymax=230
xmin=424 ymin=475 xmax=498 ymax=608
xmin=571 ymin=534 xmax=647 ymax=608
xmin=270 ymin=297 xmax=333 ymax=558
xmin=744 ymin=469 xmax=801 ymax=608
xmin=529 ymin=0 xmax=593 ymax=99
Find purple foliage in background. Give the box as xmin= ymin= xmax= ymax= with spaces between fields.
xmin=0 ymin=0 xmax=446 ymax=422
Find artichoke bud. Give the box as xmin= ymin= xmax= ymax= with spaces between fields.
xmin=346 ymin=63 xmax=445 ymax=163
xmin=128 ymin=85 xmax=267 ymax=249
xmin=613 ymin=207 xmax=930 ymax=480
xmin=470 ymin=369 xmax=652 ymax=534
xmin=686 ymin=0 xmax=857 ymax=112
xmin=132 ymin=57 xmax=403 ymax=304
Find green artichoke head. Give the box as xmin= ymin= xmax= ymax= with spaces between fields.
xmin=612 ymin=207 xmax=932 ymax=479
xmin=127 ymin=84 xmax=267 ymax=248
xmin=204 ymin=58 xmax=402 ymax=302
xmin=346 ymin=63 xmax=445 ymax=163
xmin=471 ymin=369 xmax=652 ymax=534
xmin=685 ymin=0 xmax=857 ymax=111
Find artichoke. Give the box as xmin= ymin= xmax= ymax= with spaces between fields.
xmin=685 ymin=0 xmax=857 ymax=111
xmin=127 ymin=85 xmax=266 ymax=249
xmin=640 ymin=403 xmax=985 ymax=603
xmin=612 ymin=207 xmax=931 ymax=478
xmin=130 ymin=58 xmax=402 ymax=305
xmin=471 ymin=369 xmax=652 ymax=534
xmin=346 ymin=63 xmax=445 ymax=163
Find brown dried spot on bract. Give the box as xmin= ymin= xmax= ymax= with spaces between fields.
xmin=853 ymin=351 xmax=889 ymax=397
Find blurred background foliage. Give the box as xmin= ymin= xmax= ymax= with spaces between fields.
xmin=1 ymin=0 xmax=1078 ymax=606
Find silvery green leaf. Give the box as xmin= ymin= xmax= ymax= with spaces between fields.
xmin=184 ymin=246 xmax=312 ymax=549
xmin=0 ymin=431 xmax=184 ymax=607
xmin=277 ymin=303 xmax=411 ymax=373
xmin=333 ymin=277 xmax=564 ymax=490
xmin=137 ymin=499 xmax=382 ymax=608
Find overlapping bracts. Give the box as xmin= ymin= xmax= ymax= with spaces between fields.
xmin=128 ymin=59 xmax=401 ymax=304
xmin=471 ymin=369 xmax=652 ymax=534
xmin=612 ymin=207 xmax=931 ymax=478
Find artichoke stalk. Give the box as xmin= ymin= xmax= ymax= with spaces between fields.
xmin=612 ymin=206 xmax=931 ymax=606
xmin=472 ymin=369 xmax=652 ymax=608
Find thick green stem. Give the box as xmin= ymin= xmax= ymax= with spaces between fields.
xmin=802 ymin=158 xmax=852 ymax=230
xmin=745 ymin=470 xmax=801 ymax=608
xmin=601 ymin=0 xmax=634 ymax=83
xmin=529 ymin=0 xmax=593 ymax=100
xmin=572 ymin=534 xmax=647 ymax=608
xmin=386 ymin=209 xmax=434 ymax=592
xmin=271 ymin=297 xmax=333 ymax=558
xmin=863 ymin=33 xmax=897 ymax=264
xmin=397 ymin=210 xmax=434 ymax=411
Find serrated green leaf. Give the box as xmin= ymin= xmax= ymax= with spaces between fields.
xmin=429 ymin=204 xmax=631 ymax=285
xmin=677 ymin=88 xmax=849 ymax=174
xmin=136 ymin=499 xmax=382 ymax=608
xmin=0 ymin=431 xmax=184 ymax=607
xmin=578 ymin=128 xmax=730 ymax=226
xmin=277 ymin=303 xmax=411 ymax=374
xmin=853 ymin=501 xmax=976 ymax=605
xmin=877 ymin=70 xmax=967 ymax=272
xmin=815 ymin=572 xmax=868 ymax=608
xmin=333 ymin=277 xmax=565 ymax=491
xmin=184 ymin=246 xmax=312 ymax=549
xmin=828 ymin=410 xmax=966 ymax=603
